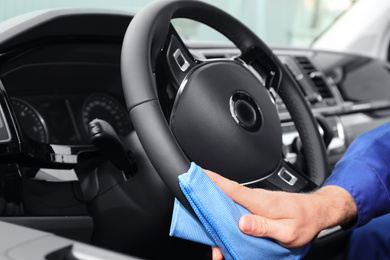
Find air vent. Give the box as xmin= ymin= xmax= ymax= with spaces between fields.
xmin=294 ymin=56 xmax=333 ymax=98
xmin=295 ymin=56 xmax=316 ymax=74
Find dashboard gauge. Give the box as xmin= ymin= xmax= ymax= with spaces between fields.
xmin=11 ymin=98 xmax=49 ymax=143
xmin=82 ymin=94 xmax=132 ymax=138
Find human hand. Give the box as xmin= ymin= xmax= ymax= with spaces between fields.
xmin=205 ymin=170 xmax=357 ymax=260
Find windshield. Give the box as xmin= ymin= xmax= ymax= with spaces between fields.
xmin=0 ymin=0 xmax=357 ymax=47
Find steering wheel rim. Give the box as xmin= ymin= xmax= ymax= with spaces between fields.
xmin=121 ymin=0 xmax=329 ymax=212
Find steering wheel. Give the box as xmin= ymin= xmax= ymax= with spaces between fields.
xmin=121 ymin=0 xmax=329 ymax=212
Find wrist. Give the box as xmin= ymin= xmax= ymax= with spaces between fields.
xmin=312 ymin=185 xmax=358 ymax=231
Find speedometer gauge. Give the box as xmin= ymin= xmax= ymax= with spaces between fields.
xmin=82 ymin=94 xmax=132 ymax=138
xmin=12 ymin=98 xmax=49 ymax=143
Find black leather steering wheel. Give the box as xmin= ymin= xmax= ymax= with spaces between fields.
xmin=121 ymin=0 xmax=329 ymax=212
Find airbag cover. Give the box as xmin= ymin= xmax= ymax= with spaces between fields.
xmin=170 ymin=61 xmax=282 ymax=183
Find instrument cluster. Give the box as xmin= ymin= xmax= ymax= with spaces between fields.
xmin=11 ymin=93 xmax=132 ymax=145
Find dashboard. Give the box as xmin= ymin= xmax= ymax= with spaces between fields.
xmin=0 ymin=10 xmax=389 ymax=169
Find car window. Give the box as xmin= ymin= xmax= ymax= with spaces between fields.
xmin=1 ymin=0 xmax=357 ymax=48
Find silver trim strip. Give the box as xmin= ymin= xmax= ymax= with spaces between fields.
xmin=0 ymin=105 xmax=11 ymax=143
xmin=240 ymin=171 xmax=275 ymax=186
xmin=317 ymin=225 xmax=342 ymax=239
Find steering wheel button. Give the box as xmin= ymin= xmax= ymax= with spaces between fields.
xmin=281 ymin=171 xmax=292 ymax=182
xmin=278 ymin=168 xmax=298 ymax=186
xmin=173 ymin=49 xmax=190 ymax=72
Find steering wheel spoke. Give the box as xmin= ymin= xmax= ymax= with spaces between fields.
xmin=250 ymin=159 xmax=317 ymax=192
xmin=162 ymin=26 xmax=201 ymax=86
xmin=238 ymin=47 xmax=282 ymax=91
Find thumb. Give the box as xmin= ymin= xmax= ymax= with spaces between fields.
xmin=239 ymin=214 xmax=273 ymax=237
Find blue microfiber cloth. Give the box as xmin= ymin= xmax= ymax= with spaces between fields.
xmin=170 ymin=162 xmax=310 ymax=260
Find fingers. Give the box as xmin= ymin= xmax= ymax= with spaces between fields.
xmin=205 ymin=170 xmax=258 ymax=206
xmin=212 ymin=247 xmax=223 ymax=260
xmin=204 ymin=170 xmax=245 ymax=198
xmin=204 ymin=170 xmax=276 ymax=216
xmin=204 ymin=170 xmax=321 ymax=248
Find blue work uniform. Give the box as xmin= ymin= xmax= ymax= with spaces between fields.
xmin=324 ymin=120 xmax=390 ymax=259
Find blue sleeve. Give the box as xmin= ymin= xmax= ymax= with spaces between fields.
xmin=323 ymin=120 xmax=390 ymax=229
